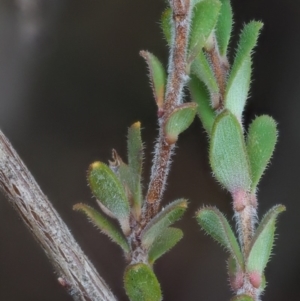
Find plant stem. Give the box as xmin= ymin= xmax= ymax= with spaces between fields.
xmin=234 ymin=192 xmax=259 ymax=300
xmin=207 ymin=36 xmax=260 ymax=299
xmin=0 ymin=130 xmax=117 ymax=301
xmin=144 ymin=0 xmax=192 ymax=221
xmin=205 ymin=34 xmax=229 ymax=110
xmin=233 ymin=194 xmax=257 ymax=256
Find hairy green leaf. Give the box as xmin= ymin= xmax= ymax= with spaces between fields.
xmin=148 ymin=227 xmax=183 ymax=265
xmin=127 ymin=122 xmax=144 ymax=212
xmin=88 ymin=161 xmax=130 ymax=233
xmin=246 ymin=115 xmax=278 ymax=191
xmin=225 ymin=21 xmax=263 ymax=120
xmin=124 ymin=263 xmax=162 ymax=301
xmin=189 ymin=75 xmax=215 ymax=135
xmin=161 ymin=8 xmax=171 ymax=45
xmin=247 ymin=205 xmax=285 ymax=274
xmin=140 ymin=51 xmax=166 ymax=110
xmin=215 ymin=0 xmax=233 ymax=56
xmin=164 ymin=103 xmax=198 ymax=144
xmin=210 ymin=111 xmax=251 ymax=192
xmin=109 ymin=150 xmax=132 ymax=198
xmin=196 ymin=207 xmax=243 ymax=268
xmin=231 ymin=21 xmax=263 ymax=73
xmin=225 ymin=57 xmax=251 ymax=121
xmin=141 ymin=199 xmax=188 ymax=249
xmin=73 ymin=203 xmax=130 ymax=253
xmin=191 ymin=51 xmax=219 ymax=95
xmin=189 ymin=0 xmax=221 ymax=54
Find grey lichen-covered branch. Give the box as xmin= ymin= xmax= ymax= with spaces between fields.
xmin=0 ymin=130 xmax=117 ymax=301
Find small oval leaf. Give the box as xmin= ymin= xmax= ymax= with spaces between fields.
xmin=189 ymin=75 xmax=215 ymax=135
xmin=246 ymin=115 xmax=278 ymax=192
xmin=246 ymin=205 xmax=285 ymax=275
xmin=148 ymin=227 xmax=183 ymax=265
xmin=73 ymin=203 xmax=130 ymax=253
xmin=164 ymin=103 xmax=198 ymax=144
xmin=196 ymin=207 xmax=243 ymax=268
xmin=124 ymin=263 xmax=162 ymax=301
xmin=141 ymin=199 xmax=188 ymax=249
xmin=210 ymin=111 xmax=251 ymax=192
xmin=88 ymin=162 xmax=130 ymax=233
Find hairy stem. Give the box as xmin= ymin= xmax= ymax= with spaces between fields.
xmin=208 ymin=35 xmax=260 ymax=299
xmin=234 ymin=192 xmax=259 ymax=300
xmin=233 ymin=195 xmax=257 ymax=256
xmin=0 ymin=130 xmax=116 ymax=301
xmin=205 ymin=34 xmax=229 ymax=110
xmin=144 ymin=0 xmax=192 ymax=221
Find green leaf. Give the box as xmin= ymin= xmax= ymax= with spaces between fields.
xmin=215 ymin=0 xmax=233 ymax=56
xmin=127 ymin=122 xmax=143 ymax=177
xmin=73 ymin=203 xmax=130 ymax=253
xmin=124 ymin=263 xmax=162 ymax=301
xmin=161 ymin=8 xmax=172 ymax=45
xmin=109 ymin=149 xmax=133 ymax=200
xmin=164 ymin=102 xmax=198 ymax=144
xmin=210 ymin=111 xmax=251 ymax=192
xmin=127 ymin=122 xmax=144 ymax=210
xmin=230 ymin=295 xmax=254 ymax=301
xmin=196 ymin=207 xmax=243 ymax=268
xmin=247 ymin=205 xmax=285 ymax=274
xmin=225 ymin=57 xmax=252 ymax=121
xmin=189 ymin=75 xmax=215 ymax=135
xmin=246 ymin=115 xmax=278 ymax=191
xmin=189 ymin=0 xmax=221 ymax=54
xmin=109 ymin=147 xmax=142 ymax=220
xmin=109 ymin=149 xmax=142 ymax=218
xmin=88 ymin=161 xmax=130 ymax=233
xmin=140 ymin=51 xmax=166 ymax=110
xmin=191 ymin=51 xmax=219 ymax=95
xmin=141 ymin=199 xmax=188 ymax=249
xmin=148 ymin=227 xmax=183 ymax=265
xmin=231 ymin=21 xmax=263 ymax=74
xmin=225 ymin=21 xmax=263 ymax=120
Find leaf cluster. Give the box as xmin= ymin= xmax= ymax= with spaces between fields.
xmin=73 ymin=0 xmax=286 ymax=300
xmin=74 ymin=122 xmax=187 ymax=301
xmin=183 ymin=0 xmax=285 ymax=299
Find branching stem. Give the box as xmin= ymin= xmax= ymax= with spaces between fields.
xmin=144 ymin=0 xmax=192 ymax=221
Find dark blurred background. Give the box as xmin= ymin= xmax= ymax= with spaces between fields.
xmin=0 ymin=0 xmax=299 ymax=300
